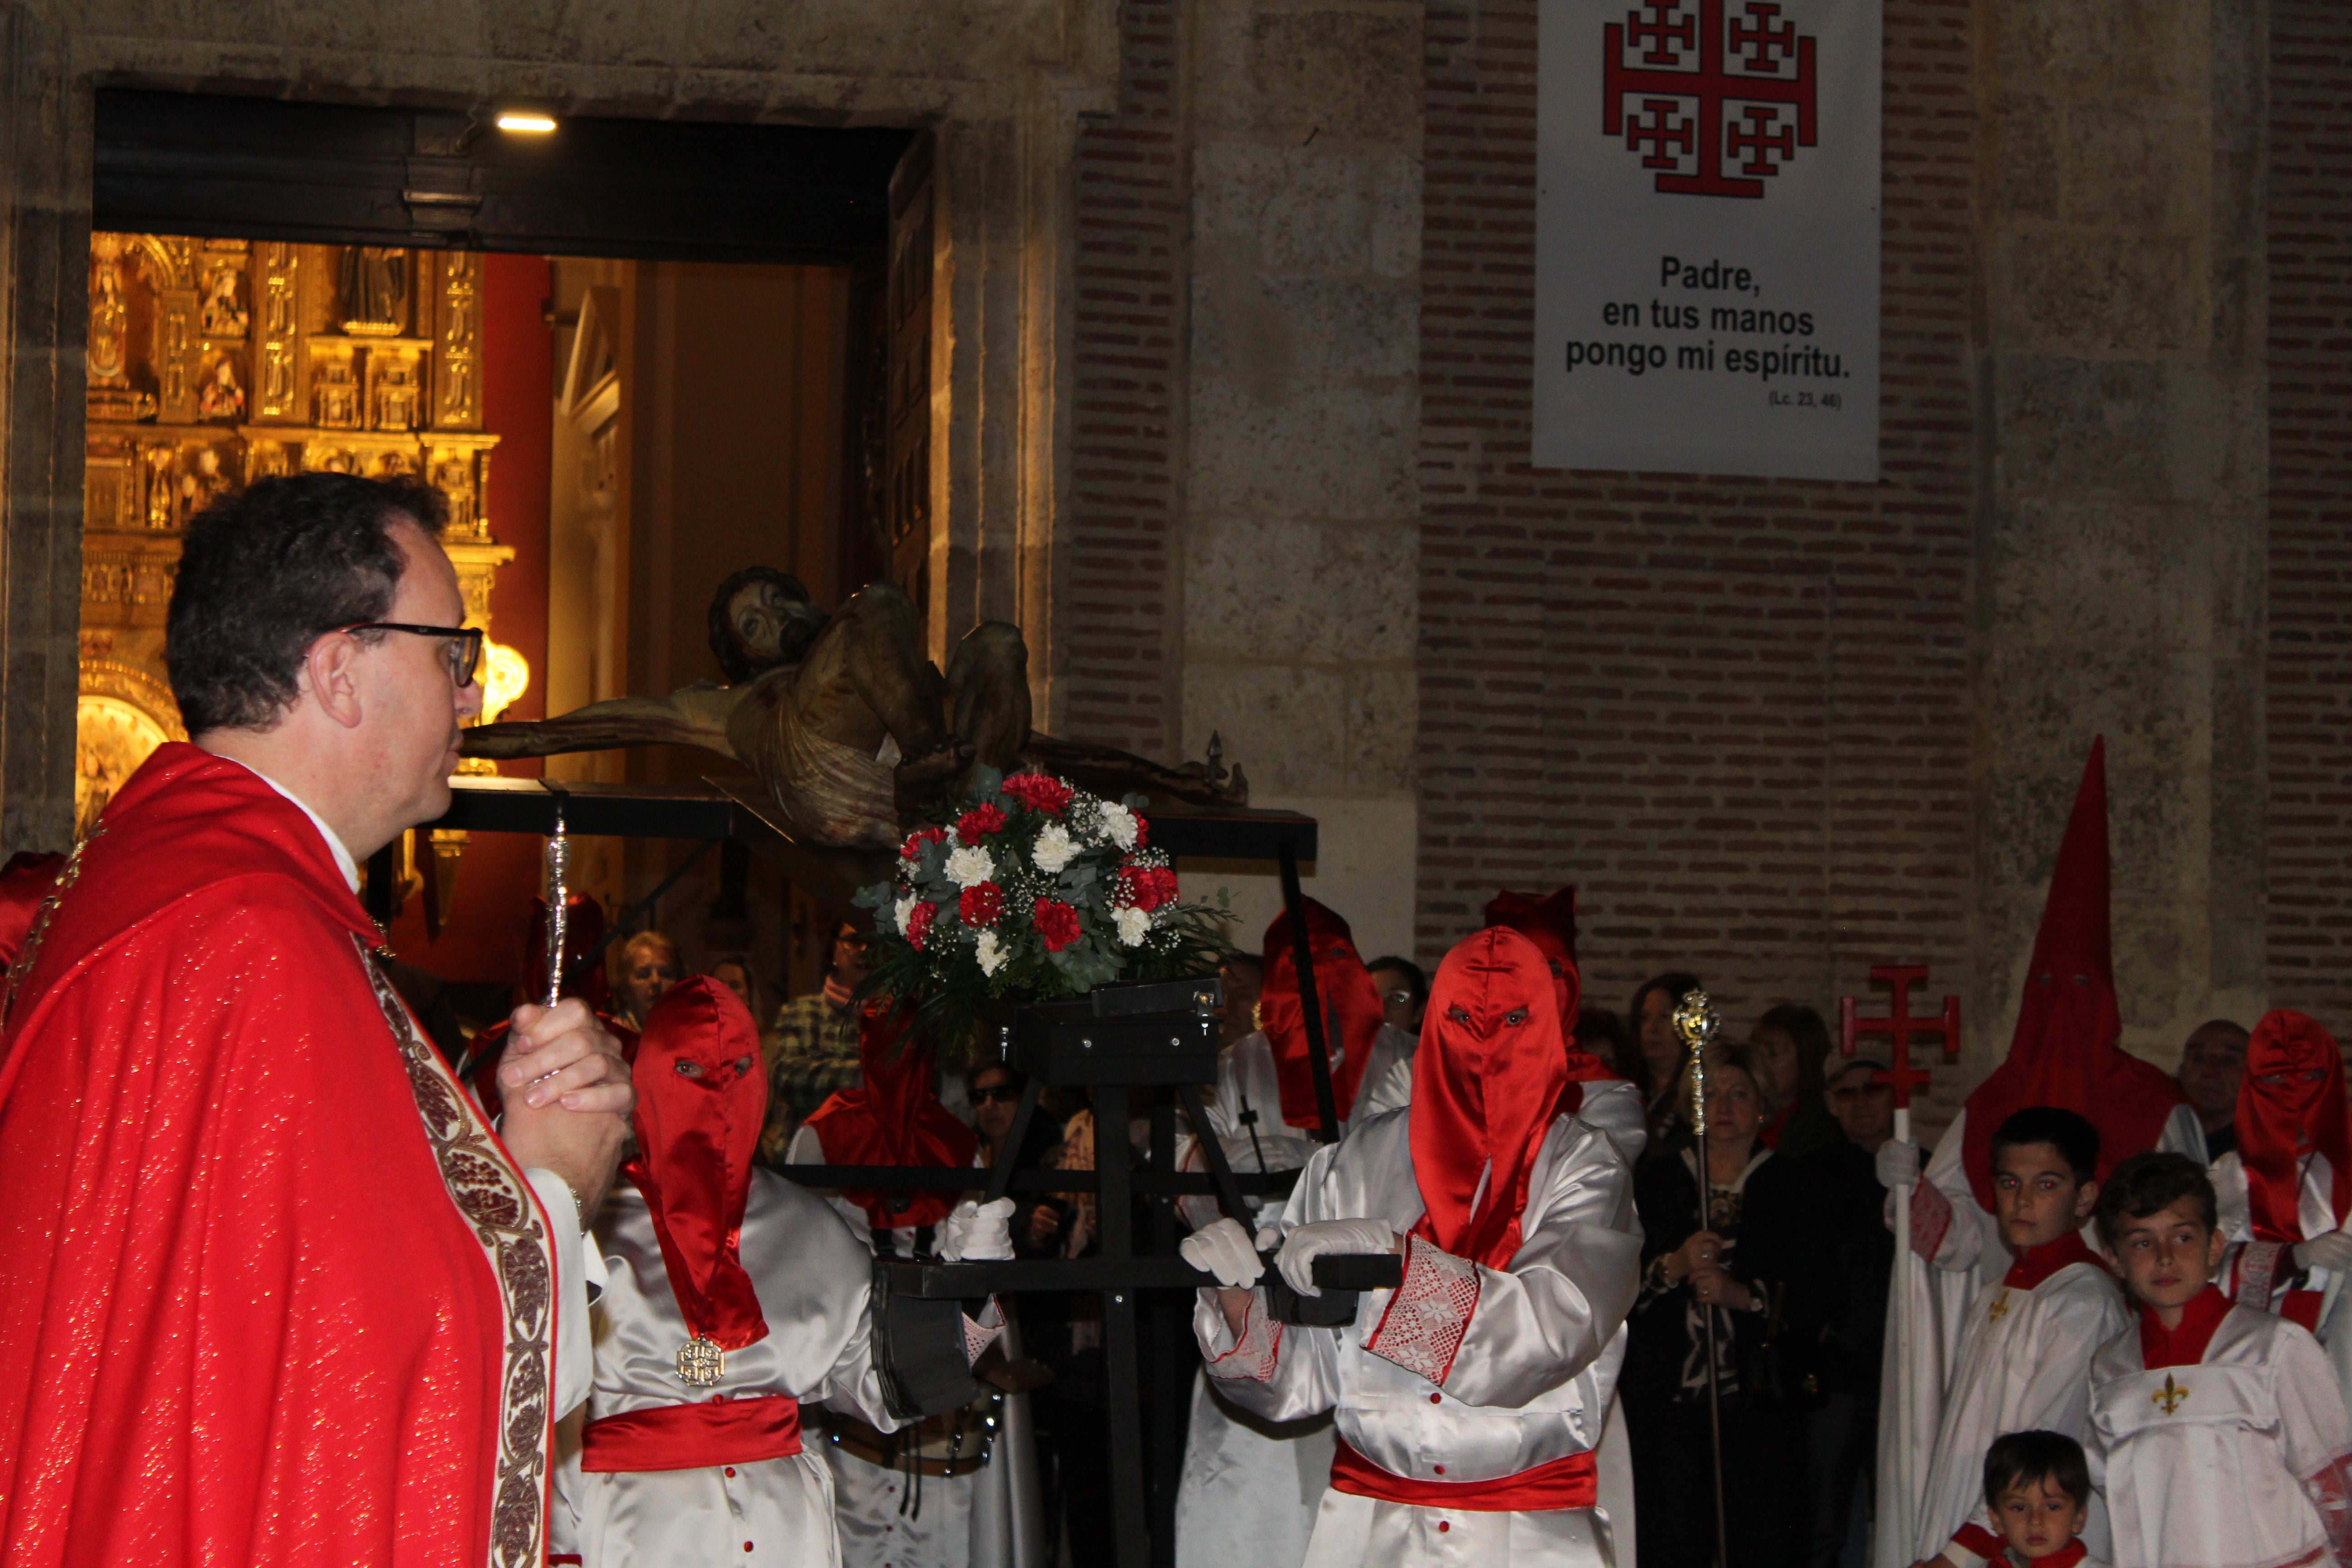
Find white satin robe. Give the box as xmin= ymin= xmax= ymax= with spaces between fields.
xmin=553 ymin=1171 xmax=902 ymax=1568
xmin=1193 ymin=1105 xmax=1640 ymax=1568
xmin=1872 ymin=1104 xmax=2205 ymax=1568
xmin=2087 ymin=1303 xmax=2352 ymax=1568
xmin=1170 ymin=1025 xmax=1417 ymax=1568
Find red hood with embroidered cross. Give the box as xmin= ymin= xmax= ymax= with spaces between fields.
xmin=1960 ymin=738 xmax=2187 ymax=1208
xmin=1259 ymin=899 xmax=1386 ymax=1130
xmin=2239 ymin=1009 xmax=2352 ymax=1243
xmin=1410 ymin=927 xmax=1571 ymax=1269
xmin=623 ymin=978 xmax=771 ymax=1351
xmin=800 ymin=1000 xmax=978 ymax=1230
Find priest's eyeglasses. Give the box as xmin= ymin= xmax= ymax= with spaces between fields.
xmin=343 ymin=622 xmax=484 ymax=687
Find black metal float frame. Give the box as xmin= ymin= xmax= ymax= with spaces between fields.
xmin=369 ymin=774 xmax=1335 ymax=1568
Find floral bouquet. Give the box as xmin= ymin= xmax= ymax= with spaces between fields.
xmin=854 ymin=766 xmax=1236 ymax=1050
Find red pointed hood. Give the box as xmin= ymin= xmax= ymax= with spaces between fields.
xmin=1485 ymin=886 xmax=1612 ymax=1090
xmin=1961 ymin=739 xmax=2186 ymax=1207
xmin=801 ymin=1001 xmax=978 ymax=1230
xmin=622 ymin=978 xmax=770 ymax=1351
xmin=2239 ymin=1010 xmax=2352 ymax=1242
xmin=1410 ymin=928 xmax=1570 ymax=1269
xmin=1260 ymin=899 xmax=1385 ymax=1129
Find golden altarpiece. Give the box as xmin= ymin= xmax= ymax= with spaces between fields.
xmin=78 ymin=233 xmax=526 ymax=839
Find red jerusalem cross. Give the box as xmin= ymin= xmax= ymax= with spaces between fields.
xmin=1839 ymin=965 xmax=1962 ymax=1110
xmin=1602 ymin=0 xmax=1818 ymax=198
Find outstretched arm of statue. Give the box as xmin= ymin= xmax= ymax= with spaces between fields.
xmin=461 ymin=686 xmax=741 ymax=761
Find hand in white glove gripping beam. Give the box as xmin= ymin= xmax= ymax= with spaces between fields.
xmin=1875 ymin=1137 xmax=1923 ymax=1192
xmin=1276 ymin=1217 xmax=1400 ymax=1298
xmin=2295 ymin=1230 xmax=2352 ymax=1276
xmin=937 ymin=1197 xmax=1017 ymax=1262
xmin=1179 ymin=1216 xmax=1265 ymax=1289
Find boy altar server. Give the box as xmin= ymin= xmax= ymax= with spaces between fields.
xmin=1916 ymin=1109 xmax=2129 ymax=1568
xmin=1877 ymin=741 xmax=2201 ymax=1568
xmin=1180 ymin=926 xmax=1640 ymax=1568
xmin=2086 ymin=1152 xmax=2352 ymax=1568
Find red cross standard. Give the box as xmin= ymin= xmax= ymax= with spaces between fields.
xmin=1602 ymin=0 xmax=1818 ymax=198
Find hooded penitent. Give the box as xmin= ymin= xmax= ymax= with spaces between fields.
xmin=799 ymin=1001 xmax=978 ymax=1230
xmin=1959 ymin=738 xmax=2187 ymax=1209
xmin=1485 ymin=887 xmax=1614 ymax=1103
xmin=624 ymin=977 xmax=772 ymax=1356
xmin=1259 ymin=899 xmax=1386 ymax=1130
xmin=2239 ymin=1009 xmax=2352 ymax=1244
xmin=1409 ymin=927 xmax=1572 ymax=1269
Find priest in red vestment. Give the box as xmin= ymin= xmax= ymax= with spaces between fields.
xmin=0 ymin=473 xmax=634 ymax=1568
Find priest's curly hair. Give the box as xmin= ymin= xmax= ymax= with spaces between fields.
xmin=166 ymin=473 xmax=448 ymax=735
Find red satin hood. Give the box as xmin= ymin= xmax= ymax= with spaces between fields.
xmin=624 ymin=978 xmax=770 ymax=1351
xmin=1410 ymin=928 xmax=1570 ymax=1269
xmin=1260 ymin=899 xmax=1386 ymax=1129
xmin=1485 ymin=886 xmax=1612 ymax=1087
xmin=1960 ymin=738 xmax=2185 ymax=1208
xmin=800 ymin=1002 xmax=977 ymax=1229
xmin=2239 ymin=1009 xmax=2352 ymax=1242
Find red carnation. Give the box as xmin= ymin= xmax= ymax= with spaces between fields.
xmin=905 ymin=900 xmax=939 ymax=951
xmin=956 ymin=804 xmax=1008 ymax=844
xmin=1120 ymin=863 xmax=1180 ymax=912
xmin=902 ymin=825 xmax=947 ymax=861
xmin=1132 ymin=812 xmax=1150 ymax=849
xmin=1001 ymin=772 xmax=1075 ymax=817
xmin=1032 ymin=897 xmax=1083 ymax=953
xmin=959 ymin=882 xmax=1005 ymax=928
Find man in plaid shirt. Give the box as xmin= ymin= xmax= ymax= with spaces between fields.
xmin=758 ymin=921 xmax=870 ymax=1164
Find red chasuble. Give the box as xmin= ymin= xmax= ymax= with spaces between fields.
xmin=0 ymin=744 xmax=558 ymax=1568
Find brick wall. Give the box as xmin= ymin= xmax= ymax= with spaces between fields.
xmin=1416 ymin=0 xmax=1980 ymax=1069
xmin=1058 ymin=0 xmax=1186 ymax=757
xmin=2267 ymin=3 xmax=2352 ymax=1024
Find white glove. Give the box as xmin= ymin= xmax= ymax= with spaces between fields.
xmin=1275 ymin=1217 xmax=1399 ymax=1298
xmin=1875 ymin=1137 xmax=1922 ymax=1191
xmin=937 ymin=1197 xmax=1016 ymax=1262
xmin=2296 ymin=1231 xmax=2352 ymax=1276
xmin=1180 ymin=1216 xmax=1265 ymax=1289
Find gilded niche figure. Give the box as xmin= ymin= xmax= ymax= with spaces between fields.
xmin=89 ymin=240 xmax=129 ymax=385
xmin=197 ymin=359 xmax=245 ymax=423
xmin=200 ymin=268 xmax=248 ymax=338
xmin=463 ymin=573 xmax=1249 ymax=850
xmin=339 ymin=247 xmax=409 ymax=334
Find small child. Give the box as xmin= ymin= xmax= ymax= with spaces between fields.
xmin=2088 ymin=1152 xmax=2352 ymax=1568
xmin=1950 ymin=1431 xmax=2103 ymax=1568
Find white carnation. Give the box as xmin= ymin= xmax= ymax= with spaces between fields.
xmin=975 ymin=930 xmax=1007 ymax=975
xmin=1113 ymin=905 xmax=1152 ymax=948
xmin=1033 ymin=823 xmax=1078 ymax=874
xmin=892 ymin=893 xmax=917 ymax=935
xmin=1096 ymin=802 xmax=1139 ymax=850
xmin=944 ymin=844 xmax=995 ymax=888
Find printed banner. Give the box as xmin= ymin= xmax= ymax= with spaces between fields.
xmin=1534 ymin=0 xmax=1882 ymax=480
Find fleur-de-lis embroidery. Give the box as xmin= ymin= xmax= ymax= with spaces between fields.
xmin=1987 ymin=1293 xmax=2012 ymax=1324
xmin=2152 ymin=1373 xmax=2189 ymax=1415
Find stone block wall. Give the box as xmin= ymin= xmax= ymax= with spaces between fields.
xmin=2268 ymin=2 xmax=2352 ymax=1025
xmin=1416 ymin=0 xmax=1980 ymax=1079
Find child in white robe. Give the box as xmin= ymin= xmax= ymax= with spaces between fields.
xmin=1949 ymin=1431 xmax=2107 ymax=1568
xmin=2086 ymin=1152 xmax=2352 ymax=1568
xmin=1918 ymin=1109 xmax=2131 ymax=1568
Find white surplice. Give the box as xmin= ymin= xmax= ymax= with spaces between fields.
xmin=1192 ymin=1105 xmax=1640 ymax=1568
xmin=554 ymin=1171 xmax=904 ymax=1568
xmin=1873 ymin=1104 xmax=2205 ymax=1568
xmin=2087 ymin=1302 xmax=2352 ymax=1568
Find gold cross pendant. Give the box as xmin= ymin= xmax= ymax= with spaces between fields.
xmin=2152 ymin=1373 xmax=2189 ymax=1414
xmin=677 ymin=1336 xmax=725 ymax=1388
xmin=1987 ymin=1293 xmax=2012 ymax=1324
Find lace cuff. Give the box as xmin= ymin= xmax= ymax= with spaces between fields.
xmin=1909 ymin=1178 xmax=1954 ymax=1262
xmin=1205 ymin=1296 xmax=1283 ymax=1383
xmin=2234 ymin=1240 xmax=2288 ymax=1308
xmin=2306 ymin=1449 xmax=2352 ymax=1565
xmin=962 ymin=1298 xmax=1005 ymax=1366
xmin=1365 ymin=1235 xmax=1481 ymax=1386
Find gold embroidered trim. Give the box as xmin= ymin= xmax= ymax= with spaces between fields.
xmin=2 ymin=825 xmax=101 ymax=1027
xmin=359 ymin=939 xmax=554 ymax=1568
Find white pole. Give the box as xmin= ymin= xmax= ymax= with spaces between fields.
xmin=1891 ymin=1103 xmax=1915 ymax=1563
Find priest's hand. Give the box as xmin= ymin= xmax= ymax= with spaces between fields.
xmin=498 ymin=999 xmax=634 ymax=1217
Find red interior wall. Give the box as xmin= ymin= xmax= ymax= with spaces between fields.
xmin=389 ymin=252 xmax=553 ymax=990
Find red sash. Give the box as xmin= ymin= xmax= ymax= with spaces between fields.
xmin=581 ymin=1394 xmax=803 ymax=1473
xmin=1330 ymin=1439 xmax=1598 ymax=1511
